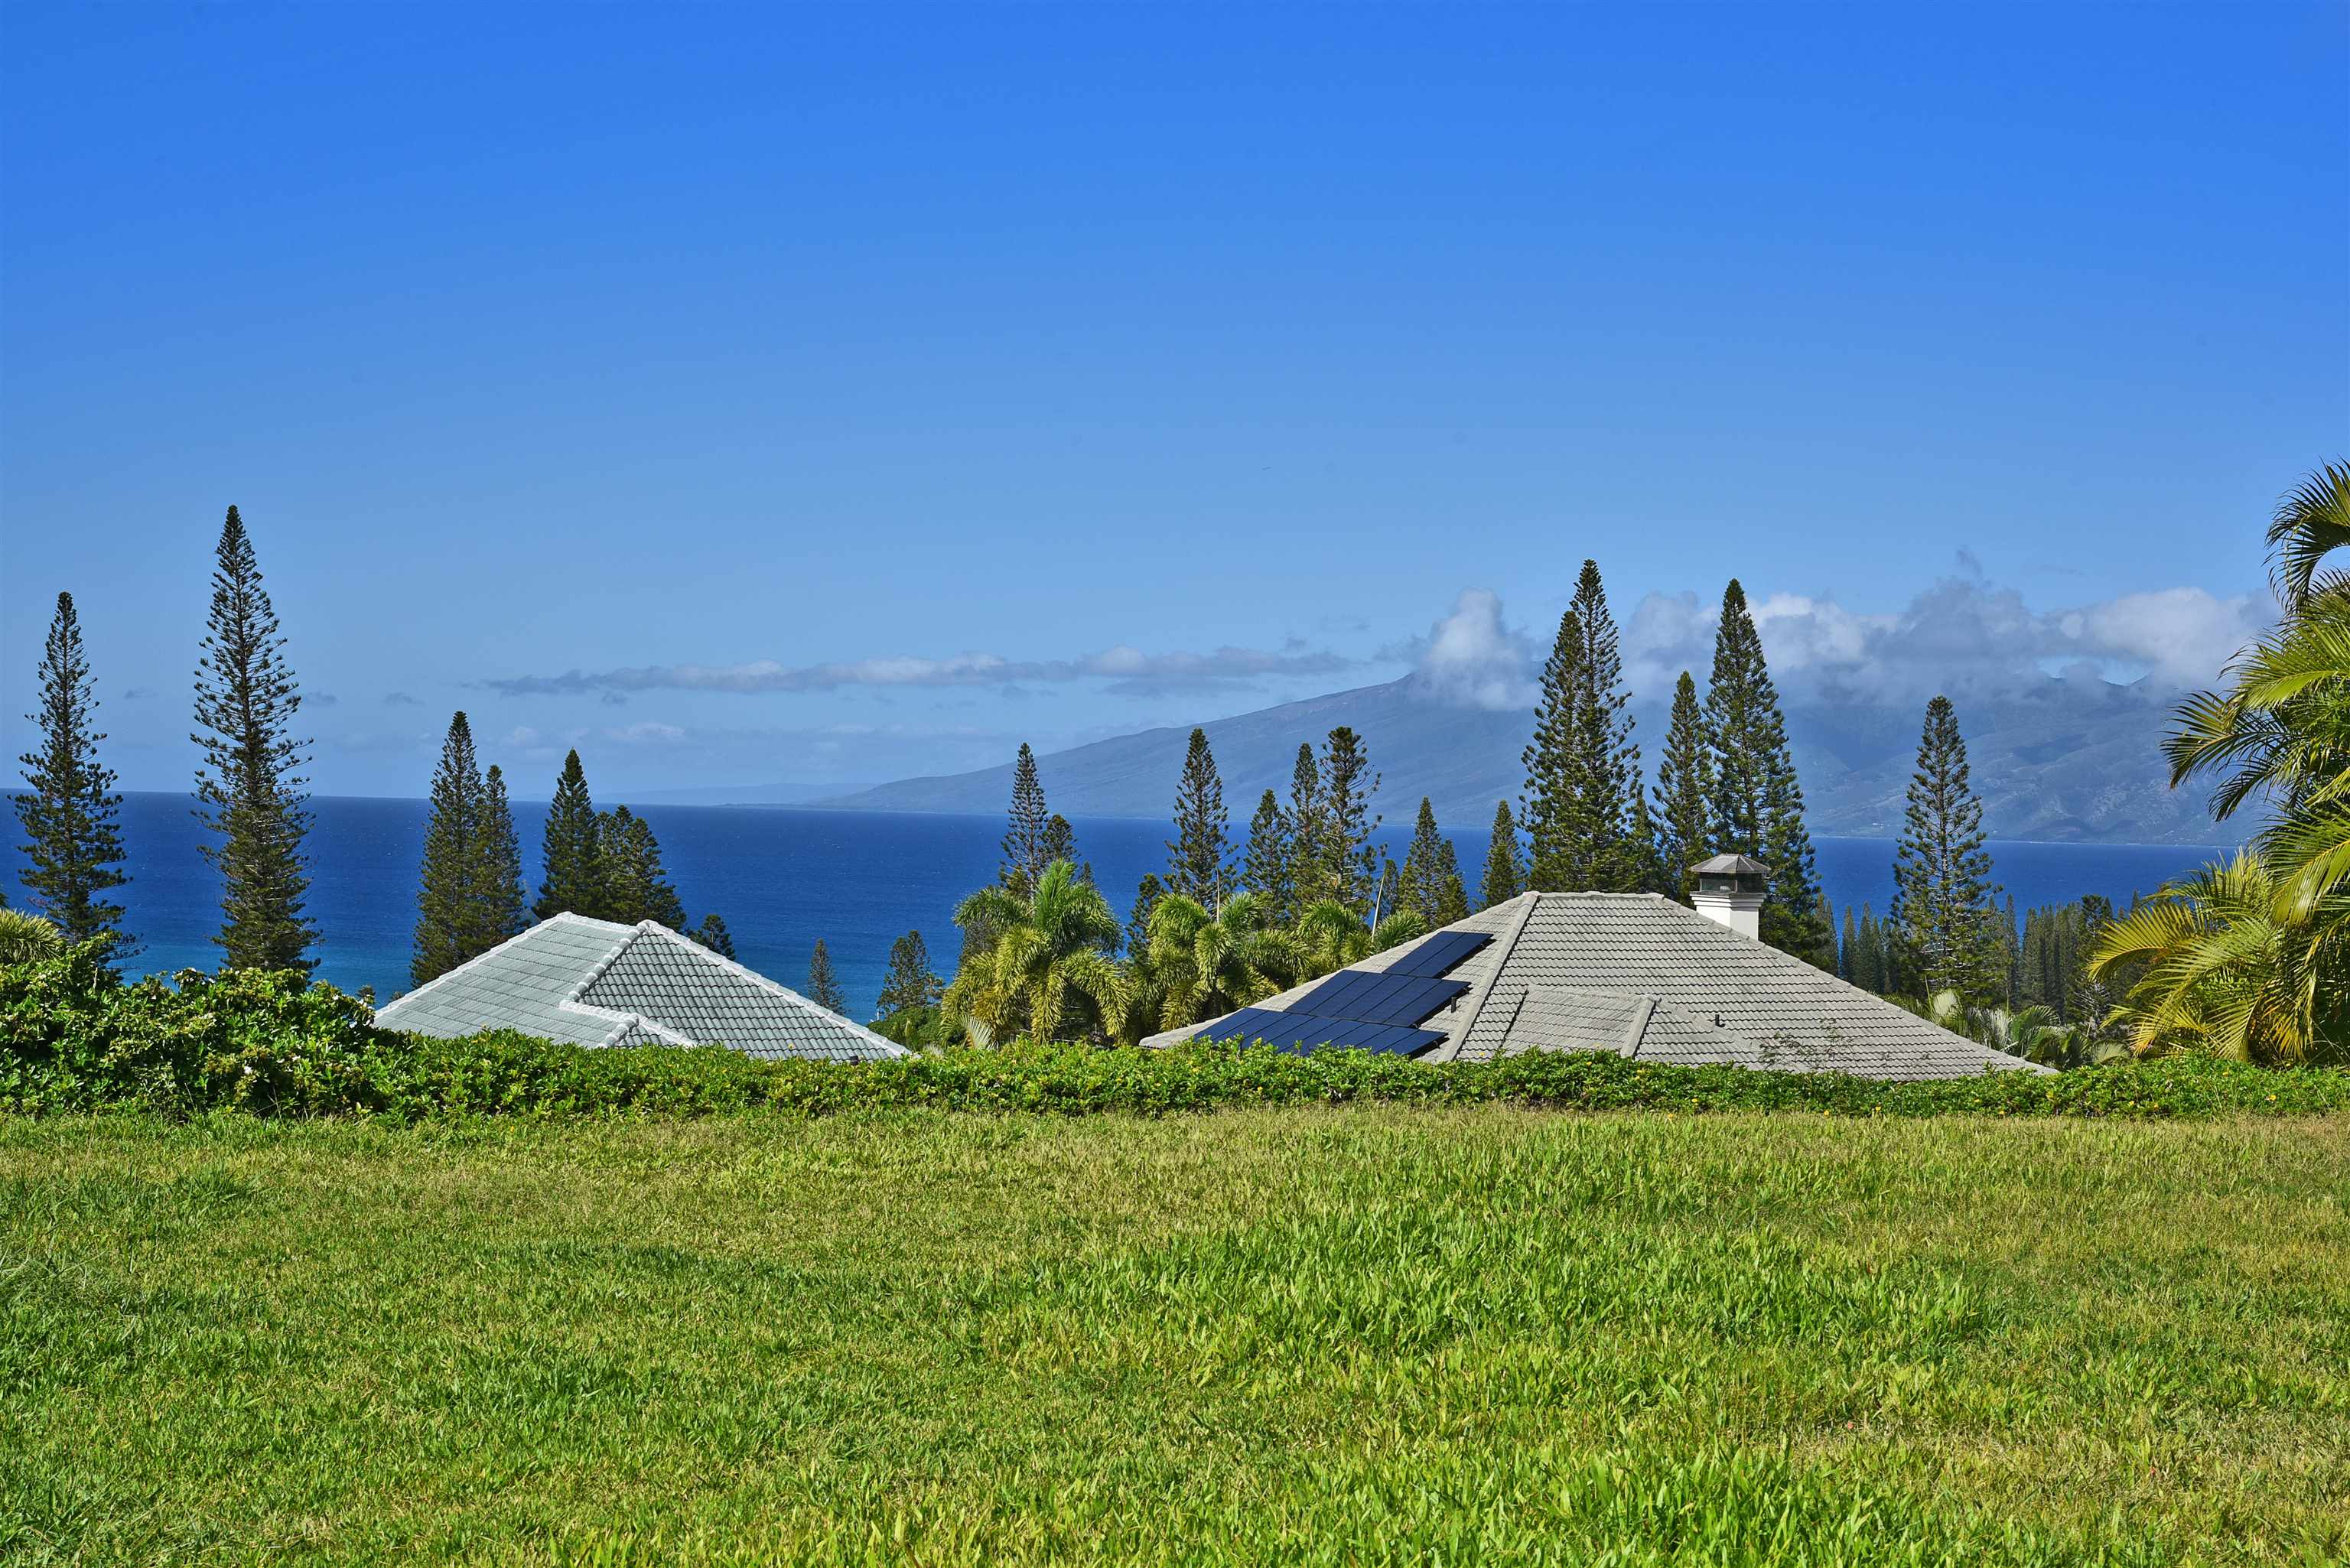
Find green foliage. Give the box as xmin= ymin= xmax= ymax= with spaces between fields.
xmin=874 ymin=929 xmax=942 ymax=1019
xmin=1652 ymin=669 xmax=1712 ymax=902
xmin=1889 ymin=696 xmax=2005 ymax=1004
xmin=1287 ymin=743 xmax=1327 ymax=907
xmin=1479 ymin=799 xmax=1522 ymax=908
xmin=690 ymin=912 xmax=737 ymax=959
xmin=2108 ymin=461 xmax=2350 ymax=1062
xmin=412 ymin=713 xmax=522 ymax=987
xmin=5 ymin=939 xmax=2347 ymax=1125
xmin=191 ymin=505 xmax=317 ymax=973
xmin=533 ymin=750 xmax=604 ymax=921
xmin=1241 ymin=789 xmax=1295 ymax=922
xmin=946 ymin=860 xmax=1126 ymax=1045
xmin=0 ymin=908 xmax=65 ymax=965
xmin=1144 ymin=890 xmax=1294 ymax=1029
xmin=1398 ymin=797 xmax=1467 ymax=927
xmin=597 ymin=806 xmax=687 ymax=929
xmin=805 ymin=939 xmax=848 ymax=1014
xmin=1317 ymin=727 xmax=1382 ymax=914
xmin=1704 ymin=580 xmax=1831 ymax=966
xmin=13 ymin=590 xmax=131 ymax=951
xmin=999 ymin=743 xmax=1051 ymax=897
xmin=1166 ymin=727 xmax=1231 ymax=908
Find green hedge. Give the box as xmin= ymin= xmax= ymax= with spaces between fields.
xmin=4 ymin=941 xmax=2345 ymax=1121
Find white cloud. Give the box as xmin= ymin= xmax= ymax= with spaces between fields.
xmin=485 ymin=642 xmax=1353 ymax=700
xmin=1412 ymin=577 xmax=2270 ymax=713
xmin=1403 ymin=588 xmax=1536 ymax=710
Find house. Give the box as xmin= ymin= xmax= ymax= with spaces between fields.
xmin=373 ymin=912 xmax=904 ymax=1062
xmin=1144 ymin=864 xmax=2046 ymax=1080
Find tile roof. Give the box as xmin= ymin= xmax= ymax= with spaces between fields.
xmin=372 ymin=913 xmax=903 ymax=1063
xmin=1147 ymin=892 xmax=2046 ymax=1081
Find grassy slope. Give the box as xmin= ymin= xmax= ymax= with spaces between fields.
xmin=2 ymin=1109 xmax=2345 ymax=1566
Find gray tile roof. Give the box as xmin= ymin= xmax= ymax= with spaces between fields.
xmin=373 ymin=913 xmax=903 ymax=1063
xmin=1147 ymin=893 xmax=2046 ymax=1081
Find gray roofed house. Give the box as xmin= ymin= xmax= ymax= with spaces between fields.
xmin=373 ymin=913 xmax=904 ymax=1062
xmin=1144 ymin=891 xmax=2047 ymax=1081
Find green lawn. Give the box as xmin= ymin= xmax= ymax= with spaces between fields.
xmin=2 ymin=1109 xmax=2344 ymax=1566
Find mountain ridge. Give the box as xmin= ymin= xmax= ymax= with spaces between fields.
xmin=806 ymin=676 xmax=2249 ymax=847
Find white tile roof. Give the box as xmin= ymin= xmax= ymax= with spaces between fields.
xmin=373 ymin=913 xmax=903 ymax=1063
xmin=1147 ymin=893 xmax=2047 ymax=1081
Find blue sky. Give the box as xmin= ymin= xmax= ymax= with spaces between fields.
xmin=3 ymin=2 xmax=2344 ymax=799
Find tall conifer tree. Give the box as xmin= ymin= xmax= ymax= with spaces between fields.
xmin=1000 ymin=743 xmax=1051 ymax=896
xmin=1564 ymin=561 xmax=1642 ymax=890
xmin=692 ymin=912 xmax=737 ymax=958
xmin=1398 ymin=798 xmax=1459 ymax=926
xmin=1166 ymin=728 xmax=1230 ymax=909
xmin=1287 ymin=743 xmax=1326 ymax=907
xmin=15 ymin=591 xmax=130 ymax=950
xmin=599 ymin=806 xmax=687 ymax=929
xmin=412 ymin=711 xmax=490 ymax=987
xmin=1889 ymin=695 xmax=2004 ymax=1003
xmin=534 ymin=750 xmax=604 ymax=920
xmin=477 ymin=763 xmax=526 ymax=949
xmin=1319 ymin=727 xmax=1381 ymax=915
xmin=1839 ymin=903 xmax=1860 ymax=984
xmin=1479 ymin=801 xmax=1523 ymax=909
xmin=1702 ymin=580 xmax=1830 ymax=965
xmin=1651 ymin=671 xmax=1712 ymax=902
xmin=1242 ymin=789 xmax=1294 ymax=922
xmin=192 ymin=506 xmax=317 ymax=971
xmin=1126 ymin=873 xmax=1164 ymax=959
xmin=1521 ymin=607 xmax=1583 ymax=893
xmin=876 ymin=929 xmax=942 ymax=1017
xmin=1040 ymin=813 xmax=1091 ymax=887
xmin=806 ymin=939 xmax=848 ymax=1013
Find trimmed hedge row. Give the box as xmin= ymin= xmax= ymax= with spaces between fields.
xmin=4 ymin=942 xmax=2346 ymax=1121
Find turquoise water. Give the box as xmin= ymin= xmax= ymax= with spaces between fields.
xmin=14 ymin=793 xmax=2230 ymax=1020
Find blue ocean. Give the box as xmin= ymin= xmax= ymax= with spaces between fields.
xmin=16 ymin=793 xmax=2231 ymax=1020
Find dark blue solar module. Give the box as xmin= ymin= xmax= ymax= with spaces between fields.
xmin=1190 ymin=927 xmax=1489 ymax=1060
xmin=1193 ymin=1007 xmax=1443 ymax=1057
xmin=1388 ymin=929 xmax=1494 ymax=978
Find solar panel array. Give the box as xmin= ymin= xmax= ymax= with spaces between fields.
xmin=1191 ymin=929 xmax=1496 ymax=1056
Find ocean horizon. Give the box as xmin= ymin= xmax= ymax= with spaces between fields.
xmin=11 ymin=792 xmax=2231 ymax=1021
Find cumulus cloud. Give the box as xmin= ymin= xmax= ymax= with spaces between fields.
xmin=382 ymin=691 xmax=422 ymax=707
xmin=1413 ymin=577 xmax=2270 ymax=712
xmin=1398 ymin=589 xmax=1538 ymax=710
xmin=484 ymin=642 xmax=1354 ymax=700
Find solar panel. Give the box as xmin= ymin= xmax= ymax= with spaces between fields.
xmin=1389 ymin=930 xmax=1495 ymax=978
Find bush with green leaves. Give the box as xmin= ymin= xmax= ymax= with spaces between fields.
xmin=4 ymin=939 xmax=2345 ymax=1123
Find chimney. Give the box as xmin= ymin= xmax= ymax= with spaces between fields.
xmin=1690 ymin=854 xmax=1768 ymax=940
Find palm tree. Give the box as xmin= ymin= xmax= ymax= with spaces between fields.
xmin=945 ymin=859 xmax=1127 ymax=1045
xmin=1291 ymin=899 xmax=1428 ymax=979
xmin=1145 ymin=890 xmax=1297 ymax=1028
xmin=2088 ymin=852 xmax=2340 ymax=1065
xmin=0 ymin=909 xmax=66 ymax=965
xmin=2106 ymin=462 xmax=2350 ymax=1063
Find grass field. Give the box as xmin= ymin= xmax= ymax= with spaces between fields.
xmin=3 ymin=1108 xmax=2345 ymax=1566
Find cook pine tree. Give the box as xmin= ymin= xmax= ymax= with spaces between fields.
xmin=15 ymin=590 xmax=131 ymax=952
xmin=1398 ymin=797 xmax=1469 ymax=926
xmin=1166 ymin=727 xmax=1231 ymax=910
xmin=1000 ymin=743 xmax=1052 ymax=896
xmin=599 ymin=805 xmax=688 ymax=929
xmin=806 ymin=939 xmax=848 ymax=1013
xmin=192 ymin=506 xmax=317 ymax=971
xmin=1888 ymin=695 xmax=2005 ymax=1003
xmin=1241 ymin=789 xmax=1294 ymax=922
xmin=1650 ymin=671 xmax=1712 ymax=903
xmin=1285 ymin=743 xmax=1326 ymax=909
xmin=1318 ymin=727 xmax=1382 ymax=916
xmin=1702 ymin=579 xmax=1831 ymax=965
xmin=411 ymin=711 xmax=521 ymax=986
xmin=1479 ymin=801 xmax=1522 ymax=909
xmin=875 ymin=929 xmax=943 ymax=1018
xmin=535 ymin=750 xmax=604 ymax=920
